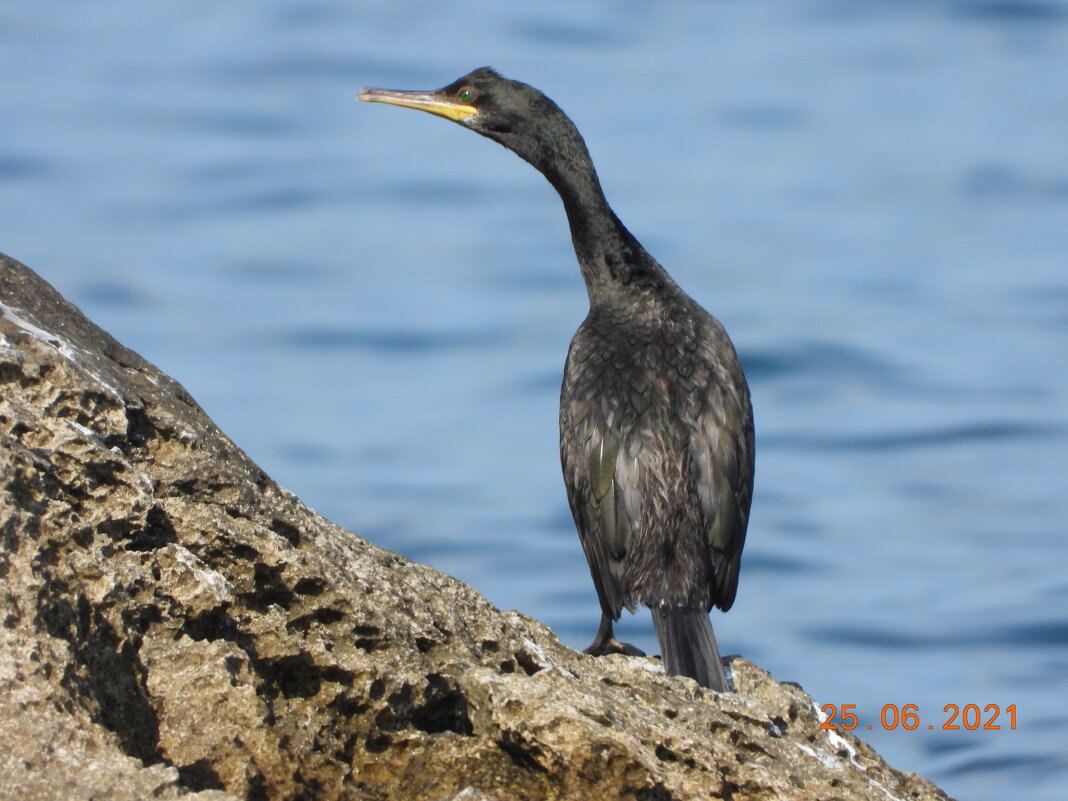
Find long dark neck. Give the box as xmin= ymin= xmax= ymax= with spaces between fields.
xmin=540 ymin=147 xmax=676 ymax=305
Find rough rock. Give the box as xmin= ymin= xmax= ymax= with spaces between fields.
xmin=0 ymin=251 xmax=952 ymax=801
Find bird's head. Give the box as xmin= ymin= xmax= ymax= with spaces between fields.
xmin=358 ymin=67 xmax=589 ymax=180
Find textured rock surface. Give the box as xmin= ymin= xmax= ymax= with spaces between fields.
xmin=0 ymin=251 xmax=952 ymax=801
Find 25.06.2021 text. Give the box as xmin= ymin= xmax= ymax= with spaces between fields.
xmin=820 ymin=704 xmax=1017 ymax=731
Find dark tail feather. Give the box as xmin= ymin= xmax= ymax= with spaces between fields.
xmin=651 ymin=608 xmax=728 ymax=692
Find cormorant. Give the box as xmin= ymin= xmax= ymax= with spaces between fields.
xmin=358 ymin=68 xmax=754 ymax=692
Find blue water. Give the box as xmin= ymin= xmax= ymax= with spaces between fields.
xmin=3 ymin=2 xmax=1066 ymax=797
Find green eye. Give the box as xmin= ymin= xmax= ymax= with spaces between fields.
xmin=458 ymin=87 xmax=474 ymax=104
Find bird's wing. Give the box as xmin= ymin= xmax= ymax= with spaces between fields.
xmin=689 ymin=357 xmax=754 ymax=612
xmin=561 ymin=395 xmax=638 ymax=620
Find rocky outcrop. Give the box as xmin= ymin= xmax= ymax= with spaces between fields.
xmin=0 ymin=251 xmax=951 ymax=801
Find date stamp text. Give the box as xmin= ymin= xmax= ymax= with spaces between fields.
xmin=820 ymin=703 xmax=1017 ymax=731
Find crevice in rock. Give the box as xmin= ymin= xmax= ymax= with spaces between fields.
xmin=255 ymin=651 xmax=355 ymax=700
xmin=240 ymin=562 xmax=296 ymax=612
xmin=184 ymin=606 xmax=240 ymax=644
xmin=636 ymin=783 xmax=678 ymax=801
xmin=514 ymin=649 xmax=543 ymax=676
xmin=411 ymin=674 xmax=473 ymax=736
xmin=0 ymin=360 xmax=30 ymax=387
xmin=292 ymin=770 xmax=327 ymax=801
xmin=365 ymin=732 xmax=391 ymax=753
xmin=655 ymin=744 xmax=678 ymax=762
xmin=373 ymin=675 xmax=473 ymax=738
xmin=127 ymin=505 xmax=178 ymax=551
xmin=292 ymin=576 xmax=327 ymax=596
xmin=121 ymin=403 xmax=156 ymax=449
xmin=496 ymin=731 xmax=548 ymax=773
xmin=327 ymin=691 xmax=369 ymax=718
xmin=83 ymin=457 xmax=126 ymax=489
xmin=270 ymin=518 xmax=302 ymax=547
xmin=375 ymin=684 xmax=413 ymax=732
xmin=231 ymin=543 xmax=259 ymax=561
xmin=176 ymin=759 xmax=225 ymax=792
xmin=352 ymin=623 xmax=384 ymax=652
xmin=287 ymin=606 xmax=346 ymax=633
xmin=246 ymin=771 xmax=269 ymax=801
xmin=37 ymin=588 xmax=164 ymax=765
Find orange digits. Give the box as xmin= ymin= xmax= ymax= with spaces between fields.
xmin=821 ymin=704 xmax=1017 ymax=731
xmin=819 ymin=703 xmax=837 ymax=730
xmin=943 ymin=704 xmax=1016 ymax=730
xmin=902 ymin=704 xmax=919 ymax=730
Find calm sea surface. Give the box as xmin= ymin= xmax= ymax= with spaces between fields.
xmin=3 ymin=2 xmax=1066 ymax=798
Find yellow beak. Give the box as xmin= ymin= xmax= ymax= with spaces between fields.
xmin=357 ymin=87 xmax=478 ymax=122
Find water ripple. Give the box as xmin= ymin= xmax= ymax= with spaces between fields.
xmin=961 ymin=163 xmax=1068 ymax=202
xmin=944 ymin=752 xmax=1066 ymax=778
xmin=0 ymin=155 xmax=56 ymax=181
xmin=379 ymin=179 xmax=488 ymax=205
xmin=77 ymin=281 xmax=148 ymax=309
xmin=718 ymin=105 xmax=809 ymax=131
xmin=206 ymin=53 xmax=394 ymax=83
xmin=511 ymin=19 xmax=626 ymax=47
xmin=741 ymin=341 xmax=899 ymax=383
xmin=953 ymin=0 xmax=1068 ymax=22
xmin=807 ymin=618 xmax=1068 ymax=650
xmin=743 ymin=552 xmax=823 ymax=576
xmin=764 ymin=420 xmax=1060 ymax=452
xmin=277 ymin=326 xmax=504 ymax=353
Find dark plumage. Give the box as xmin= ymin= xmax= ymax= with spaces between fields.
xmin=359 ymin=68 xmax=754 ymax=691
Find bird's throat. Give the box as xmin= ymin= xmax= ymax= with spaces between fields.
xmin=559 ymin=191 xmax=669 ymax=301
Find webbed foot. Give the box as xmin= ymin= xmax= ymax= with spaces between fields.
xmin=583 ymin=614 xmax=646 ymax=657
